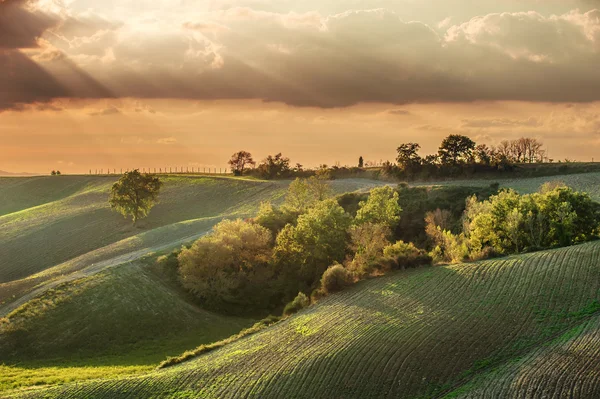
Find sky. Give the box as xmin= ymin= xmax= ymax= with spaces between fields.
xmin=1 ymin=0 xmax=600 ymax=173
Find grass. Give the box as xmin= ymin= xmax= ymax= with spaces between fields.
xmin=0 ymin=175 xmax=290 ymax=284
xmin=3 ymin=171 xmax=600 ymax=397
xmin=0 ymin=256 xmax=257 ymax=392
xmin=418 ymin=171 xmax=600 ymax=200
xmin=6 ymin=240 xmax=600 ymax=398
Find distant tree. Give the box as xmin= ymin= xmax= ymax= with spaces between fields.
xmin=228 ymin=151 xmax=255 ymax=176
xmin=438 ymin=135 xmax=476 ymax=165
xmin=358 ymin=156 xmax=364 ymax=168
xmin=257 ymin=153 xmax=291 ymax=179
xmin=396 ymin=143 xmax=422 ymax=169
xmin=109 ymin=169 xmax=162 ymax=225
xmin=474 ymin=144 xmax=492 ymax=165
xmin=56 ymin=170 xmax=61 ymax=175
xmin=51 ymin=170 xmax=56 ymax=176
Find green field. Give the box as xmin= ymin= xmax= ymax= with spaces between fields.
xmin=5 ymin=240 xmax=599 ymax=398
xmin=2 ymin=172 xmax=600 ymax=398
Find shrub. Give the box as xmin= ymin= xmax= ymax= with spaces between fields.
xmin=283 ymin=292 xmax=310 ymax=316
xmin=320 ymin=264 xmax=353 ymax=294
xmin=383 ymin=240 xmax=432 ymax=269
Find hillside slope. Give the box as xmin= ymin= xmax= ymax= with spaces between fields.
xmin=0 ymin=258 xmax=256 ymax=392
xmin=8 ymin=241 xmax=600 ymax=399
xmin=0 ymin=176 xmax=289 ymax=284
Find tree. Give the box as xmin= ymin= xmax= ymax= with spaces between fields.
xmin=273 ymin=199 xmax=352 ymax=293
xmin=51 ymin=170 xmax=56 ymax=176
xmin=358 ymin=156 xmax=364 ymax=168
xmin=178 ymin=219 xmax=274 ymax=309
xmin=285 ymin=177 xmax=331 ymax=213
xmin=228 ymin=151 xmax=256 ymax=176
xmin=257 ymin=153 xmax=291 ymax=179
xmin=396 ymin=143 xmax=422 ymax=169
xmin=56 ymin=170 xmax=61 ymax=175
xmin=348 ymin=223 xmax=391 ymax=277
xmin=109 ymin=170 xmax=162 ymax=225
xmin=438 ymin=135 xmax=476 ymax=165
xmin=355 ymin=186 xmax=402 ymax=228
xmin=474 ymin=144 xmax=492 ymax=165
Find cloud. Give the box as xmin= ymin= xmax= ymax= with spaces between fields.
xmin=0 ymin=0 xmax=58 ymax=49
xmin=89 ymin=106 xmax=121 ymax=116
xmin=461 ymin=117 xmax=542 ymax=128
xmin=4 ymin=4 xmax=600 ymax=109
xmin=157 ymin=137 xmax=177 ymax=144
xmin=386 ymin=109 xmax=411 ymax=116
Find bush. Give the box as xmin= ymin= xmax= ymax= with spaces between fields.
xmin=383 ymin=240 xmax=432 ymax=269
xmin=320 ymin=264 xmax=353 ymax=294
xmin=283 ymin=292 xmax=310 ymax=316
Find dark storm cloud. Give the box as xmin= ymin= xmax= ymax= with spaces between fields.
xmin=0 ymin=0 xmax=57 ymax=49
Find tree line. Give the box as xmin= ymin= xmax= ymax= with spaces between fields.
xmin=227 ymin=135 xmax=547 ymax=181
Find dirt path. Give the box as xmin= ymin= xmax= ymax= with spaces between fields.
xmin=0 ymin=231 xmax=208 ymax=318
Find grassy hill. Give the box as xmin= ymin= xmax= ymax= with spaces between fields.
xmin=6 ymin=240 xmax=599 ymax=398
xmin=0 ymin=175 xmax=290 ymax=284
xmin=0 ymin=255 xmax=256 ymax=392
xmin=3 ymin=172 xmax=600 ymax=397
xmin=421 ymin=171 xmax=600 ymax=201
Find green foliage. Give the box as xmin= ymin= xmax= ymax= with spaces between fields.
xmin=465 ymin=186 xmax=600 ymax=257
xmin=178 ymin=219 xmax=275 ymax=310
xmin=109 ymin=170 xmax=162 ymax=225
xmin=254 ymin=201 xmax=298 ymax=236
xmin=348 ymin=223 xmax=391 ymax=277
xmin=284 ymin=177 xmax=332 ymax=213
xmin=283 ymin=292 xmax=310 ymax=316
xmin=383 ymin=240 xmax=433 ymax=269
xmin=320 ymin=264 xmax=353 ymax=294
xmin=355 ymin=186 xmax=402 ymax=228
xmin=273 ymin=199 xmax=352 ymax=294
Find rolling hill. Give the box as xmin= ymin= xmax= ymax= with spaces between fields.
xmin=2 ymin=172 xmax=600 ymax=397
xmin=5 ymin=239 xmax=599 ymax=398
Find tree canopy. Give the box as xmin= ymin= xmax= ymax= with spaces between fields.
xmin=355 ymin=186 xmax=402 ymax=228
xmin=109 ymin=170 xmax=162 ymax=225
xmin=438 ymin=134 xmax=476 ymax=165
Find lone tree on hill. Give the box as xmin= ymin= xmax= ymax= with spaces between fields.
xmin=109 ymin=170 xmax=162 ymax=226
xmin=358 ymin=156 xmax=364 ymax=168
xmin=228 ymin=151 xmax=256 ymax=176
